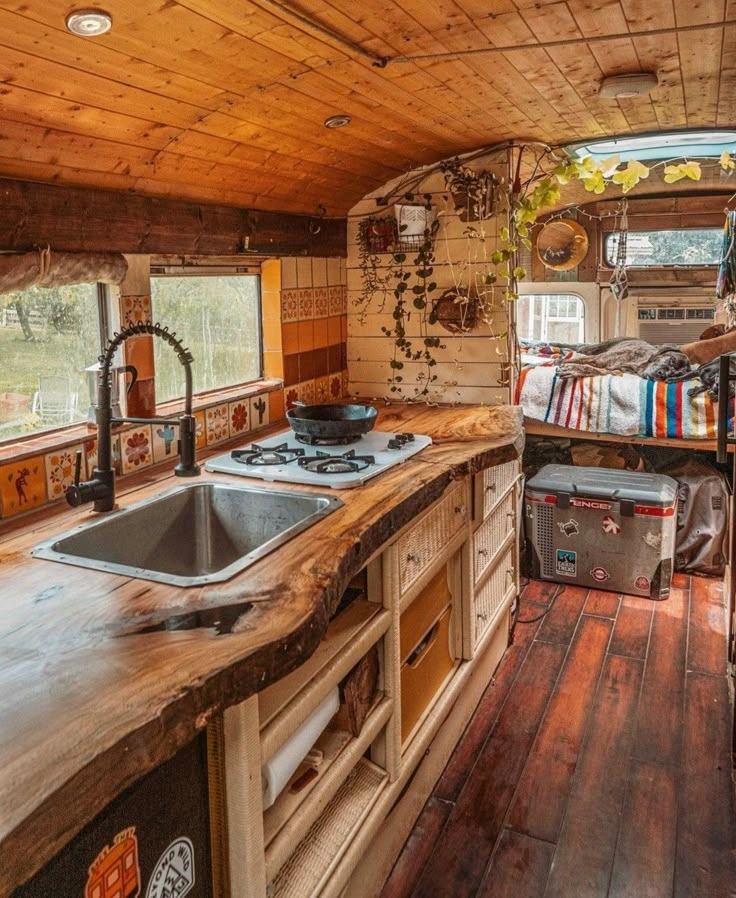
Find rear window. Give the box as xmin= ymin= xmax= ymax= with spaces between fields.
xmin=604 ymin=228 xmax=722 ymax=267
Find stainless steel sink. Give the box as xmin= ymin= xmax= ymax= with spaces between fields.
xmin=32 ymin=481 xmax=343 ymax=587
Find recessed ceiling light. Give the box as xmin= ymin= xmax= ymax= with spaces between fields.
xmin=324 ymin=114 xmax=352 ymax=129
xmin=66 ymin=9 xmax=113 ymax=37
xmin=599 ymin=72 xmax=658 ymax=99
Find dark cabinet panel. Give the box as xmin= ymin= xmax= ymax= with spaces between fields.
xmin=14 ymin=735 xmax=213 ymax=898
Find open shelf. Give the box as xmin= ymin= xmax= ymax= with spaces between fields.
xmin=259 ymin=600 xmax=390 ymax=762
xmin=264 ymin=695 xmax=392 ymax=880
xmin=269 ymin=758 xmax=388 ymax=898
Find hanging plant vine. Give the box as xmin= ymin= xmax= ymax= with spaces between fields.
xmin=354 ymin=144 xmax=736 ymax=400
xmin=380 ymin=195 xmax=445 ymax=397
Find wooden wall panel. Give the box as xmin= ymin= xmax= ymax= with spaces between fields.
xmin=0 ymin=178 xmax=346 ymax=256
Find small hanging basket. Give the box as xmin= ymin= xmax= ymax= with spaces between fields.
xmin=358 ymin=216 xmax=398 ymax=254
xmin=432 ymin=287 xmax=481 ymax=334
xmin=394 ymin=204 xmax=436 ymax=250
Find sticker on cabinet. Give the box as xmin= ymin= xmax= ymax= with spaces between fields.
xmin=145 ymin=837 xmax=195 ymax=898
xmin=85 ymin=827 xmax=141 ymax=898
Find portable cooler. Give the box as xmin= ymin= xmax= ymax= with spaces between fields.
xmin=525 ymin=465 xmax=678 ymax=599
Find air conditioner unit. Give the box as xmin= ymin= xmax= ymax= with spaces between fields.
xmin=632 ymin=295 xmax=717 ymax=344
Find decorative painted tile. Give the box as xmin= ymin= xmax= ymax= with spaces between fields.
xmin=44 ymin=445 xmax=83 ymax=502
xmin=120 ymin=294 xmax=152 ymax=328
xmin=111 ymin=434 xmax=123 ymax=476
xmin=329 ymin=373 xmax=343 ymax=400
xmin=151 ymin=420 xmax=179 ymax=464
xmin=298 ymin=379 xmax=316 ymax=406
xmin=341 ymin=284 xmax=348 ymax=315
xmin=315 ymin=376 xmax=330 ymax=403
xmin=120 ymin=426 xmax=153 ymax=475
xmin=342 ymin=370 xmax=350 ymax=397
xmin=298 ymin=288 xmax=315 ymax=321
xmin=194 ymin=411 xmax=206 ymax=450
xmin=0 ymin=456 xmax=46 ymax=517
xmin=281 ymin=289 xmax=299 ymax=323
xmin=314 ymin=286 xmax=329 ymax=319
xmin=229 ymin=400 xmax=250 ymax=437
xmin=328 ymin=286 xmax=343 ymax=317
xmin=205 ymin=404 xmax=229 ymax=445
xmin=84 ymin=434 xmax=121 ymax=477
xmin=84 ymin=437 xmax=97 ymax=477
xmin=284 ymin=385 xmax=300 ymax=411
xmin=249 ymin=394 xmax=269 ymax=430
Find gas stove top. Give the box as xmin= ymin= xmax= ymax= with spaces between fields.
xmin=205 ymin=429 xmax=432 ymax=489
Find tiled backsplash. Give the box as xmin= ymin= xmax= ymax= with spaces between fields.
xmin=278 ymin=256 xmax=348 ymax=411
xmin=0 ymin=254 xmax=348 ymax=522
xmin=0 ymin=387 xmax=282 ymax=520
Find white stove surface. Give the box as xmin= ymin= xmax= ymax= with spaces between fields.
xmin=205 ymin=428 xmax=432 ymax=489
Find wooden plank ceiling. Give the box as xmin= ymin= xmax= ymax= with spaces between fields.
xmin=0 ymin=0 xmax=733 ymax=215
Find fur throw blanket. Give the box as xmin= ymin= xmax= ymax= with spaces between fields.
xmin=554 ymin=338 xmax=692 ymax=382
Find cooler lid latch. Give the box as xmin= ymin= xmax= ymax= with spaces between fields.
xmin=557 ymin=492 xmax=570 ymax=509
xmin=620 ymin=499 xmax=635 ymax=517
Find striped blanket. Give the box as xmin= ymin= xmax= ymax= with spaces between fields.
xmin=517 ymin=361 xmax=732 ymax=439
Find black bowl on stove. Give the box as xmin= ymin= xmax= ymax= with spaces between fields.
xmin=286 ymin=403 xmax=378 ymax=442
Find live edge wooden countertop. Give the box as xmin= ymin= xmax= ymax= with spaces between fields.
xmin=0 ymin=403 xmax=524 ymax=895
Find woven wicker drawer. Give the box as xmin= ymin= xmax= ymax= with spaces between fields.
xmin=270 ymin=758 xmax=387 ymax=898
xmin=479 ymin=460 xmax=520 ymax=520
xmin=474 ymin=546 xmax=515 ymax=647
xmin=398 ymin=482 xmax=468 ymax=593
xmin=473 ymin=490 xmax=515 ymax=584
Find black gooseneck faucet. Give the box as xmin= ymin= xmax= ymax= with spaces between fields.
xmin=66 ymin=321 xmax=200 ymax=512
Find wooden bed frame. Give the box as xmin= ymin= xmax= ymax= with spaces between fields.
xmin=524 ymin=418 xmax=733 ymax=452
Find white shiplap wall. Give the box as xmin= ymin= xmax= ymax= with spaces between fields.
xmin=346 ymin=154 xmax=512 ymax=405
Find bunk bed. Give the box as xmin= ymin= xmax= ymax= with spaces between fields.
xmin=516 ymin=341 xmax=732 ymax=451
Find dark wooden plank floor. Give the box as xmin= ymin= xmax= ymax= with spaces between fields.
xmin=380 ymin=576 xmax=736 ymax=898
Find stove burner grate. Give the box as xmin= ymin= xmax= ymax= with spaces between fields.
xmin=295 ymin=433 xmax=361 ymax=447
xmin=298 ymin=449 xmax=376 ymax=475
xmin=231 ymin=442 xmax=305 ymax=466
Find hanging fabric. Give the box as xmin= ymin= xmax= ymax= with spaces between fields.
xmin=716 ymin=210 xmax=736 ymax=328
xmin=609 ymin=199 xmax=629 ymax=337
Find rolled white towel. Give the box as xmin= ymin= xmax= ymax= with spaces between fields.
xmin=261 ymin=687 xmax=340 ymax=809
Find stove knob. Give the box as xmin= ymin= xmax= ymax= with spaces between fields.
xmin=400 ymin=432 xmax=415 ymax=442
xmin=387 ymin=439 xmax=401 ymax=450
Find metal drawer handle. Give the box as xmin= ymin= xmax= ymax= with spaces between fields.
xmin=407 ymin=553 xmax=421 ymax=564
xmin=485 ymin=483 xmax=497 ymax=492
xmin=478 ymin=548 xmax=489 ymax=557
xmin=455 ymin=504 xmax=467 ymax=516
xmin=506 ymin=568 xmax=514 ymax=578
xmin=477 ymin=612 xmax=488 ymax=622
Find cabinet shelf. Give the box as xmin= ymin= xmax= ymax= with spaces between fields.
xmin=259 ymin=601 xmax=390 ymax=762
xmin=269 ymin=758 xmax=388 ymax=898
xmin=264 ymin=695 xmax=392 ymax=880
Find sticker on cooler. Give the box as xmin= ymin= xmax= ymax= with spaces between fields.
xmin=590 ymin=566 xmax=610 ymax=583
xmin=146 ymin=837 xmax=195 ymax=898
xmin=602 ymin=515 xmax=621 ymax=535
xmin=557 ymin=519 xmax=579 ymax=538
xmin=556 ymin=549 xmax=577 ymax=576
xmin=86 ymin=827 xmax=141 ymax=898
xmin=635 ymin=575 xmax=651 ymax=591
